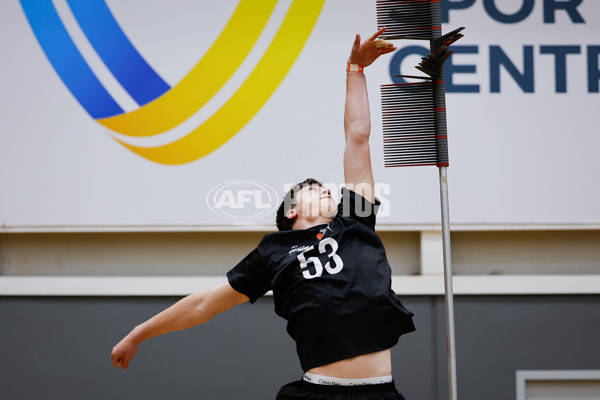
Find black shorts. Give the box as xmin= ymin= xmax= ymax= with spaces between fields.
xmin=276 ymin=380 xmax=406 ymax=400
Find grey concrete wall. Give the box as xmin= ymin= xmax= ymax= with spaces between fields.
xmin=5 ymin=230 xmax=599 ymax=278
xmin=1 ymin=296 xmax=599 ymax=400
xmin=0 ymin=231 xmax=420 ymax=276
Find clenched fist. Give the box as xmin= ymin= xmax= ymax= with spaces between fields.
xmin=112 ymin=337 xmax=139 ymax=370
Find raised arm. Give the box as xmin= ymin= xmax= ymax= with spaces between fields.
xmin=111 ymin=282 xmax=248 ymax=370
xmin=344 ymin=27 xmax=396 ymax=203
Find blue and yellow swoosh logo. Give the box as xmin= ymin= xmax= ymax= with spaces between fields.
xmin=20 ymin=0 xmax=325 ymax=164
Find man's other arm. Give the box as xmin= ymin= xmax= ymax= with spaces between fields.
xmin=111 ymin=283 xmax=249 ymax=370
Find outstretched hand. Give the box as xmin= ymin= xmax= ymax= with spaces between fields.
xmin=347 ymin=27 xmax=396 ymax=68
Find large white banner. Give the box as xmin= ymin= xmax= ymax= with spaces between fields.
xmin=1 ymin=0 xmax=599 ymax=229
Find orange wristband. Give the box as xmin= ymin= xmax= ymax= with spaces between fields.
xmin=347 ymin=63 xmax=364 ymax=73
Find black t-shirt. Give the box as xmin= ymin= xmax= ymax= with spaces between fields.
xmin=227 ymin=188 xmax=415 ymax=371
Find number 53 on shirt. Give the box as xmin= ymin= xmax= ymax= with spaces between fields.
xmin=297 ymin=238 xmax=344 ymax=279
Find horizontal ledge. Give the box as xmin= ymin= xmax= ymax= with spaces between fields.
xmin=1 ymin=275 xmax=600 ymax=296
xmin=0 ymin=276 xmax=228 ymax=296
xmin=516 ymin=370 xmax=600 ymax=381
xmin=396 ymin=275 xmax=600 ymax=296
xmin=515 ymin=370 xmax=600 ymax=400
xmin=1 ymin=223 xmax=599 ymax=233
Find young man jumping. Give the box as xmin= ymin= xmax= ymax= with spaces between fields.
xmin=112 ymin=27 xmax=415 ymax=399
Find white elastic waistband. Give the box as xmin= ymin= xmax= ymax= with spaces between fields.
xmin=302 ymin=372 xmax=393 ymax=386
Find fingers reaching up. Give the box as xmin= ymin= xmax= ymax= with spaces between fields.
xmin=347 ymin=27 xmax=396 ymax=68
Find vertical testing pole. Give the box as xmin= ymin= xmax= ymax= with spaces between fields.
xmin=440 ymin=166 xmax=457 ymax=400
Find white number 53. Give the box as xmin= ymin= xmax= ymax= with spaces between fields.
xmin=297 ymin=238 xmax=344 ymax=280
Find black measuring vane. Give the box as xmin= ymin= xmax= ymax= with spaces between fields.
xmin=377 ymin=6 xmax=464 ymax=168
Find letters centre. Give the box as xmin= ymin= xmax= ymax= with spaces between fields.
xmin=388 ymin=0 xmax=600 ymax=93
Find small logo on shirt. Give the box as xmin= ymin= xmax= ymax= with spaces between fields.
xmin=289 ymin=245 xmax=312 ymax=254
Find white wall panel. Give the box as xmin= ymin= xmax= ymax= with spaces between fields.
xmin=1 ymin=0 xmax=599 ymax=229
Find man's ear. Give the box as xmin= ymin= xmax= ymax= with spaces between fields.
xmin=287 ymin=208 xmax=298 ymax=220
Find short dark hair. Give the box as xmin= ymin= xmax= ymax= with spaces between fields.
xmin=276 ymin=178 xmax=323 ymax=231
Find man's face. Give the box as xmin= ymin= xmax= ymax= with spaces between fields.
xmin=291 ymin=184 xmax=337 ymax=219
